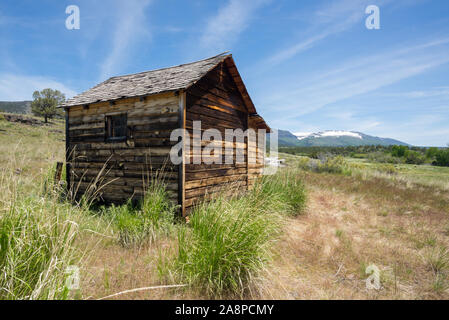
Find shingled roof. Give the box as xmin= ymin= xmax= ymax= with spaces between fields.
xmin=61 ymin=53 xmax=270 ymax=130
xmin=62 ymin=53 xmax=232 ymax=108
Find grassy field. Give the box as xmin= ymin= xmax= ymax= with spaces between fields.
xmin=1 ymin=114 xmax=448 ymax=299
xmin=345 ymin=157 xmax=449 ymax=190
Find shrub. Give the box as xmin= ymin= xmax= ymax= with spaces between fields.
xmin=405 ymin=150 xmax=425 ymax=165
xmin=368 ymin=152 xmax=403 ymax=164
xmin=391 ymin=145 xmax=409 ymax=158
xmin=434 ymin=149 xmax=449 ymax=167
xmin=296 ymin=156 xmax=310 ymax=170
xmin=426 ymin=147 xmax=439 ymax=160
xmin=317 ymin=155 xmax=351 ymax=175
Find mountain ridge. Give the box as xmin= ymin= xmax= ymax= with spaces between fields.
xmin=272 ymin=129 xmax=410 ymax=147
xmin=0 ymin=101 xmax=32 ymax=114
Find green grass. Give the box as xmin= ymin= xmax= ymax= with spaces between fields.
xmin=102 ymin=180 xmax=179 ymax=247
xmin=0 ymin=164 xmax=82 ymax=300
xmin=1 ymin=118 xmax=311 ymax=299
xmin=167 ymin=168 xmax=307 ymax=297
xmin=285 ymin=151 xmax=449 ymax=190
xmin=256 ymin=168 xmax=307 ymax=216
xmin=173 ymin=192 xmax=281 ymax=297
xmin=346 ymin=157 xmax=449 ymax=190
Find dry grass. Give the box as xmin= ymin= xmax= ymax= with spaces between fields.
xmin=79 ymin=167 xmax=449 ymax=300
xmin=79 ymin=237 xmax=199 ymax=300
xmin=2 ymin=117 xmax=448 ymax=299
xmin=258 ymin=171 xmax=449 ymax=299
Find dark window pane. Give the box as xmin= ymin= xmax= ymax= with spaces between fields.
xmin=106 ymin=114 xmax=127 ymax=140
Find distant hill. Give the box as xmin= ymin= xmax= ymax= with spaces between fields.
xmin=273 ymin=129 xmax=303 ymax=146
xmin=270 ymin=130 xmax=410 ymax=147
xmin=0 ymin=101 xmax=31 ymax=114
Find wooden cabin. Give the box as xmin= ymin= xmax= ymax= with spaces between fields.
xmin=61 ymin=53 xmax=270 ymax=215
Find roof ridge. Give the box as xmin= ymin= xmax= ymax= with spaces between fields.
xmin=107 ymin=52 xmax=231 ymax=81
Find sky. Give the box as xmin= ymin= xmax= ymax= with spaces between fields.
xmin=0 ymin=0 xmax=448 ymax=146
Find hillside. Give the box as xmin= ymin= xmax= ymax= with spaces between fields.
xmin=0 ymin=101 xmax=31 ymax=114
xmin=270 ymin=130 xmax=409 ymax=147
xmin=271 ymin=129 xmax=303 ymax=147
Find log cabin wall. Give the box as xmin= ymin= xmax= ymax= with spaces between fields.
xmin=247 ymin=117 xmax=265 ymax=190
xmin=184 ymin=62 xmax=253 ymax=211
xmin=66 ymin=92 xmax=180 ymax=204
xmin=63 ymin=53 xmax=269 ymax=213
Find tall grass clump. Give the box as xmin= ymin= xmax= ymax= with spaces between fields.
xmin=0 ymin=165 xmax=81 ymax=300
xmin=105 ymin=177 xmax=178 ymax=247
xmin=167 ymin=169 xmax=307 ymax=297
xmin=256 ymin=168 xmax=307 ymax=216
xmin=174 ymin=191 xmax=281 ymax=297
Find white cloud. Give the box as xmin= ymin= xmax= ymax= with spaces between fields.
xmin=265 ymin=0 xmax=390 ymax=66
xmin=100 ymin=0 xmax=152 ymax=80
xmin=0 ymin=74 xmax=77 ymax=100
xmin=368 ymin=115 xmax=449 ymax=146
xmin=200 ymin=0 xmax=270 ymax=53
xmin=385 ymin=87 xmax=449 ymax=99
xmin=262 ymin=37 xmax=449 ymax=119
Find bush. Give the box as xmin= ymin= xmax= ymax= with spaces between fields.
xmin=405 ymin=150 xmax=425 ymax=165
xmin=426 ymin=147 xmax=439 ymax=160
xmin=391 ymin=145 xmax=409 ymax=158
xmin=296 ymin=156 xmax=311 ymax=170
xmin=368 ymin=152 xmax=403 ymax=164
xmin=317 ymin=155 xmax=351 ymax=175
xmin=434 ymin=149 xmax=449 ymax=167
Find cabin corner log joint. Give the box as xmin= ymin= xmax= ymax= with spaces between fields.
xmin=61 ymin=53 xmax=270 ymax=215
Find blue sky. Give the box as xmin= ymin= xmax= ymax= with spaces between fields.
xmin=1 ymin=0 xmax=448 ymax=146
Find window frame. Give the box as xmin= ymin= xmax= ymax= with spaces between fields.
xmin=105 ymin=113 xmax=128 ymax=143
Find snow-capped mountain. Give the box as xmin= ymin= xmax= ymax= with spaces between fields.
xmin=292 ymin=130 xmax=409 ymax=147
xmin=295 ymin=131 xmax=363 ymax=140
xmin=270 ymin=130 xmax=410 ymax=147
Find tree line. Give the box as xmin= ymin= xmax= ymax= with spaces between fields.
xmin=280 ymin=144 xmax=449 ymax=167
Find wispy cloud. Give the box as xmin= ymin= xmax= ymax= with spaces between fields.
xmin=262 ymin=37 xmax=449 ymax=119
xmin=384 ymin=87 xmax=449 ymax=99
xmin=369 ymin=114 xmax=449 ymax=146
xmin=99 ymin=0 xmax=152 ymax=80
xmin=265 ymin=0 xmax=388 ymax=66
xmin=0 ymin=74 xmax=77 ymax=100
xmin=200 ymin=0 xmax=270 ymax=53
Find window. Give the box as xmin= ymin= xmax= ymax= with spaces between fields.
xmin=106 ymin=114 xmax=127 ymax=142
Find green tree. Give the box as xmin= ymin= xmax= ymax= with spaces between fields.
xmin=405 ymin=150 xmax=425 ymax=165
xmin=425 ymin=147 xmax=439 ymax=159
xmin=391 ymin=145 xmax=409 ymax=158
xmin=435 ymin=149 xmax=449 ymax=167
xmin=31 ymin=89 xmax=65 ymax=123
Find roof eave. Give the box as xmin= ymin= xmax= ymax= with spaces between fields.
xmin=59 ymin=88 xmax=181 ymax=109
